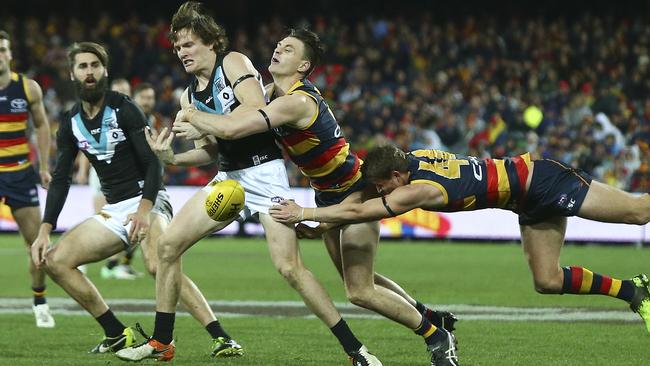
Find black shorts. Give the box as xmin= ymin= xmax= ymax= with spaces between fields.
xmin=314 ymin=178 xmax=367 ymax=207
xmin=518 ymin=159 xmax=592 ymax=225
xmin=0 ymin=168 xmax=40 ymax=209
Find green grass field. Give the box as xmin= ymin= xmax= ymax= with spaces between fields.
xmin=0 ymin=234 xmax=648 ymax=365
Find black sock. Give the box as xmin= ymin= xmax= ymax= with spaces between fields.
xmin=106 ymin=259 xmax=119 ymax=269
xmin=32 ymin=286 xmax=46 ymax=306
xmin=122 ymin=250 xmax=135 ymax=265
xmin=330 ymin=319 xmax=363 ymax=354
xmin=96 ymin=309 xmax=126 ymax=338
xmin=415 ymin=300 xmax=427 ymax=314
xmin=205 ymin=320 xmax=230 ymax=339
xmin=153 ymin=312 xmax=175 ymax=344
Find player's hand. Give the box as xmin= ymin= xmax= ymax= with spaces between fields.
xmin=295 ymin=223 xmax=327 ymax=239
xmin=145 ymin=127 xmax=176 ymax=165
xmin=124 ymin=209 xmax=150 ymax=244
xmin=173 ymin=121 xmax=204 ymax=140
xmin=269 ymin=199 xmax=303 ymax=223
xmin=31 ymin=234 xmax=51 ymax=269
xmin=39 ymin=170 xmax=52 ymax=190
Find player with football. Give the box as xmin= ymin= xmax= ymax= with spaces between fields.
xmin=170 ymin=28 xmax=459 ymax=366
xmin=116 ymin=3 xmax=383 ymax=364
xmin=30 ymin=41 xmax=241 ymax=357
xmin=270 ymin=144 xmax=650 ymax=340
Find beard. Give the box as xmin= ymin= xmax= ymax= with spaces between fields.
xmin=73 ymin=75 xmax=108 ymax=103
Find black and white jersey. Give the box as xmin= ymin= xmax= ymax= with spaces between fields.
xmin=43 ymin=91 xmax=162 ymax=228
xmin=189 ymin=53 xmax=282 ymax=171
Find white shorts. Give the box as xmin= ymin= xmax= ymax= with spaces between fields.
xmin=88 ymin=167 xmax=102 ymax=197
xmin=202 ymin=159 xmax=291 ymax=220
xmin=93 ymin=190 xmax=172 ymax=246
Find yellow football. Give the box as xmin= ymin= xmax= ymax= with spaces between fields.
xmin=205 ymin=179 xmax=245 ymax=222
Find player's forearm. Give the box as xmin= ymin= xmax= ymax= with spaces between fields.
xmin=42 ymin=178 xmax=71 ymax=230
xmin=303 ymin=204 xmax=376 ymax=224
xmin=35 ymin=123 xmax=51 ymax=172
xmin=188 ymin=109 xmax=258 ymax=140
xmin=137 ymin=198 xmax=154 ymax=214
xmin=37 ymin=223 xmax=53 ymax=236
xmin=172 ymin=147 xmax=215 ymax=166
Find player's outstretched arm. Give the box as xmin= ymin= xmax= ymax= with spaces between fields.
xmin=270 ymin=184 xmax=438 ymax=224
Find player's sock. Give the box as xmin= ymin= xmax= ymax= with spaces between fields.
xmin=122 ymin=251 xmax=134 ymax=266
xmin=562 ymin=266 xmax=635 ymax=302
xmin=415 ymin=300 xmax=442 ymax=324
xmin=414 ymin=315 xmax=446 ymax=345
xmin=205 ymin=319 xmax=230 ymax=339
xmin=32 ymin=285 xmax=47 ymax=305
xmin=153 ymin=311 xmax=175 ymax=344
xmin=330 ymin=319 xmax=363 ymax=354
xmin=106 ymin=259 xmax=119 ymax=270
xmin=96 ymin=309 xmax=126 ymax=337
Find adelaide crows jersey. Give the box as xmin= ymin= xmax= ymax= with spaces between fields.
xmin=0 ymin=73 xmax=32 ymax=172
xmin=272 ymin=79 xmax=362 ymax=193
xmin=407 ymin=149 xmax=532 ymax=212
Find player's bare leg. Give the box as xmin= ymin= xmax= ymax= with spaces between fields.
xmin=522 ymin=207 xmax=650 ymax=333
xmin=13 ymin=205 xmax=53 ymax=327
xmin=116 ymin=190 xmax=242 ymax=362
xmin=259 ymin=213 xmax=341 ymax=325
xmin=323 ymin=227 xmax=457 ymax=332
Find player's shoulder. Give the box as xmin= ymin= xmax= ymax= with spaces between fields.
xmin=223 ymin=51 xmax=252 ymax=64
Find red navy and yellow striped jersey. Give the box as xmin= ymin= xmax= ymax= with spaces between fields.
xmin=0 ymin=72 xmax=32 ymax=172
xmin=407 ymin=149 xmax=532 ymax=212
xmin=272 ymin=79 xmax=361 ymax=192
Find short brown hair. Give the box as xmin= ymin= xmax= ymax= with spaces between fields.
xmin=360 ymin=144 xmax=409 ymax=182
xmin=133 ymin=82 xmax=154 ymax=97
xmin=288 ymin=28 xmax=324 ymax=77
xmin=169 ymin=1 xmax=228 ymax=54
xmin=0 ymin=30 xmax=10 ymax=43
xmin=67 ymin=42 xmax=109 ymax=68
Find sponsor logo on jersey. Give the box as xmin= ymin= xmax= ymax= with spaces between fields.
xmin=78 ymin=140 xmax=90 ymax=150
xmin=10 ymin=98 xmax=28 ymax=112
xmin=215 ymin=77 xmax=226 ymax=92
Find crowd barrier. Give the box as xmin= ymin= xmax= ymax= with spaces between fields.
xmin=0 ymin=186 xmax=647 ymax=243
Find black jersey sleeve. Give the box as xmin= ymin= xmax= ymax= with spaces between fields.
xmin=42 ymin=119 xmax=79 ymax=229
xmin=119 ymin=98 xmax=162 ymax=203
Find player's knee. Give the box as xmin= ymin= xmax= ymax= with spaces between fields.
xmin=533 ymin=277 xmax=562 ymax=294
xmin=626 ymin=197 xmax=650 ymax=224
xmin=157 ymin=238 xmax=181 ymax=264
xmin=145 ymin=262 xmax=157 ymax=277
xmin=345 ymin=286 xmax=373 ymax=308
xmin=42 ymin=255 xmax=64 ymax=278
xmin=276 ymin=263 xmax=301 ymax=287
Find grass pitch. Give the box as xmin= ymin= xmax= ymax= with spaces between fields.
xmin=0 ymin=234 xmax=648 ymax=365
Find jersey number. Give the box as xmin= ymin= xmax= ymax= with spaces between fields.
xmin=417 ymin=153 xmax=483 ymax=181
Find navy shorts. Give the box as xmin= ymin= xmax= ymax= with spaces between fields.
xmin=518 ymin=159 xmax=592 ymax=225
xmin=315 ymin=178 xmax=367 ymax=207
xmin=0 ymin=168 xmax=40 ymax=209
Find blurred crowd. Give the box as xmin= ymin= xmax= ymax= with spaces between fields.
xmin=3 ymin=12 xmax=650 ymax=191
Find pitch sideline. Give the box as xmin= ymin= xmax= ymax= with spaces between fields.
xmin=0 ymin=297 xmax=639 ymax=322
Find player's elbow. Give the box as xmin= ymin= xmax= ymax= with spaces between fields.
xmin=220 ymin=128 xmax=239 ymax=140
